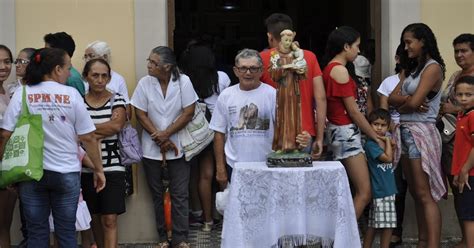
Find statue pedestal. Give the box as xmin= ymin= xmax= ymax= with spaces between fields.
xmin=266 ymin=151 xmax=312 ymax=167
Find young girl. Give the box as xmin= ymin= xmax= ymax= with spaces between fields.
xmin=388 ymin=23 xmax=446 ymax=248
xmin=452 ymin=76 xmax=474 ymax=248
xmin=323 ymin=26 xmax=383 ymax=219
xmin=0 ymin=44 xmax=14 ymax=248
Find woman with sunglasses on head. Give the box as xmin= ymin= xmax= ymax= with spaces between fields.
xmin=0 ymin=44 xmax=14 ymax=248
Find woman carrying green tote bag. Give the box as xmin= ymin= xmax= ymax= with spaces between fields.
xmin=0 ymin=48 xmax=105 ymax=248
xmin=0 ymin=86 xmax=44 ymax=188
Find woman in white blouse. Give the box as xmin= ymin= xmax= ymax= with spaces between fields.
xmin=131 ymin=46 xmax=196 ymax=248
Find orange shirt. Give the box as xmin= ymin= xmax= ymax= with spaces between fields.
xmin=260 ymin=48 xmax=322 ymax=136
xmin=452 ymin=109 xmax=474 ymax=176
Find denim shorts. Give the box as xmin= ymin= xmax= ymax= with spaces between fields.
xmin=400 ymin=126 xmax=421 ymax=159
xmin=327 ymin=123 xmax=364 ymax=160
xmin=459 ymin=176 xmax=474 ymax=221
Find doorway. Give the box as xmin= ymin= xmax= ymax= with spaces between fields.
xmin=172 ymin=0 xmax=378 ymax=84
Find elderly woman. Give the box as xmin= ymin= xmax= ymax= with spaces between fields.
xmin=0 ymin=44 xmax=14 ymax=248
xmin=0 ymin=47 xmax=105 ymax=248
xmin=131 ymin=46 xmax=196 ymax=248
xmin=81 ymin=58 xmax=126 ymax=248
xmin=83 ymin=41 xmax=129 ymax=104
xmin=439 ymin=33 xmax=474 ymax=248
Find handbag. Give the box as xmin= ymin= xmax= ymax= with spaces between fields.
xmin=177 ymin=79 xmax=214 ymax=161
xmin=118 ymin=122 xmax=143 ymax=165
xmin=0 ymin=86 xmax=44 ymax=188
xmin=436 ymin=113 xmax=456 ymax=143
xmin=109 ymin=94 xmax=143 ymax=165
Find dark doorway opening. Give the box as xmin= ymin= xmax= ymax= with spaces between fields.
xmin=173 ymin=0 xmax=373 ymax=83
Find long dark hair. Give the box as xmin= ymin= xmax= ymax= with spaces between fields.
xmin=400 ymin=23 xmax=445 ymax=79
xmin=24 ymin=48 xmax=68 ymax=85
xmin=322 ymin=26 xmax=360 ymax=68
xmin=180 ymin=45 xmax=219 ymax=99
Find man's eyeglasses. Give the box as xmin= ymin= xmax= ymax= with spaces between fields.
xmin=234 ymin=66 xmax=262 ymax=73
xmin=14 ymin=59 xmax=30 ymax=65
xmin=83 ymin=53 xmax=97 ymax=61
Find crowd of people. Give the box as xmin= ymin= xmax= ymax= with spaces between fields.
xmin=0 ymin=12 xmax=473 ymax=248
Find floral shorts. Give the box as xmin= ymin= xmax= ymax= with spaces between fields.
xmin=326 ymin=123 xmax=364 ymax=160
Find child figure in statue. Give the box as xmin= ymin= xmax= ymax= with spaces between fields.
xmin=269 ymin=29 xmax=307 ymax=153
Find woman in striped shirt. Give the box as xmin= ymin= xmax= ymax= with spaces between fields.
xmin=81 ymin=58 xmax=126 ymax=248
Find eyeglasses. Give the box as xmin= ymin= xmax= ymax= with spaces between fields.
xmin=83 ymin=53 xmax=97 ymax=61
xmin=234 ymin=66 xmax=262 ymax=73
xmin=146 ymin=58 xmax=163 ymax=67
xmin=14 ymin=59 xmax=30 ymax=65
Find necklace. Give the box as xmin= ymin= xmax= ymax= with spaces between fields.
xmin=86 ymin=92 xmax=111 ymax=108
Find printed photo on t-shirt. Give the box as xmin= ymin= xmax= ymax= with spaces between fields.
xmin=229 ymin=103 xmax=270 ymax=136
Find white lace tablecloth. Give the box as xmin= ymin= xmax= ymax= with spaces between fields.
xmin=221 ymin=161 xmax=360 ymax=248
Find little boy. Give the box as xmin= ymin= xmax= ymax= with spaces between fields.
xmin=363 ymin=108 xmax=397 ymax=248
xmin=452 ymin=76 xmax=474 ymax=247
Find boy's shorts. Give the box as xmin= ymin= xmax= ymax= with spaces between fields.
xmin=459 ymin=176 xmax=474 ymax=221
xmin=368 ymin=194 xmax=397 ymax=229
xmin=326 ymin=123 xmax=364 ymax=160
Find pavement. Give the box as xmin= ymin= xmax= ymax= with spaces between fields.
xmin=113 ymin=222 xmax=461 ymax=247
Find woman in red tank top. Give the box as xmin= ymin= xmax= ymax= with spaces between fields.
xmin=322 ymin=26 xmax=383 ymax=220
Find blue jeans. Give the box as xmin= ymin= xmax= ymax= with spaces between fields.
xmin=19 ymin=170 xmax=80 ymax=248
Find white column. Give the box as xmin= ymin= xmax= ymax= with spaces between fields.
xmin=134 ymin=0 xmax=168 ymax=82
xmin=381 ymin=0 xmax=421 ymax=78
xmin=0 ymin=0 xmax=16 ymax=82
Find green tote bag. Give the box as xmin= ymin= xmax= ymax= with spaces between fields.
xmin=0 ymin=86 xmax=44 ymax=188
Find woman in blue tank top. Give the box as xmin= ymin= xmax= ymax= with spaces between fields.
xmin=388 ymin=23 xmax=446 ymax=248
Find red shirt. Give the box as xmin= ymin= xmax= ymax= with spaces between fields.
xmin=452 ymin=110 xmax=474 ymax=176
xmin=260 ymin=48 xmax=323 ymax=137
xmin=323 ymin=62 xmax=358 ymax=125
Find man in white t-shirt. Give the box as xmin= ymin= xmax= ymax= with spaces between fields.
xmin=210 ymin=49 xmax=310 ymax=189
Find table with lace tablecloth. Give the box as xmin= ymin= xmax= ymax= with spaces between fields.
xmin=221 ymin=161 xmax=360 ymax=248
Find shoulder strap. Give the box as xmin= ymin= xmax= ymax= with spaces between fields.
xmin=109 ymin=92 xmax=115 ymax=110
xmin=109 ymin=92 xmax=130 ymax=122
xmin=21 ymin=86 xmax=30 ymax=116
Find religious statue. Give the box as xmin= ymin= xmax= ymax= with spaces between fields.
xmin=267 ymin=29 xmax=311 ymax=167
